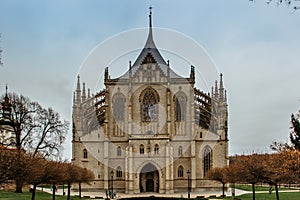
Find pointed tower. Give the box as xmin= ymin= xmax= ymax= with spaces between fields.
xmin=88 ymin=88 xmax=91 ymax=99
xmin=214 ymin=80 xmax=219 ymax=99
xmin=75 ymin=75 xmax=81 ymax=104
xmin=132 ymin=7 xmax=167 ymax=68
xmin=82 ymin=82 xmax=86 ymax=102
xmin=1 ymin=85 xmax=12 ymax=122
xmin=219 ymin=73 xmax=224 ymax=102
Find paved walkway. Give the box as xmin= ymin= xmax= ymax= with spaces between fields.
xmin=37 ymin=186 xmax=299 ymax=199
xmin=37 ymin=187 xmax=248 ymax=199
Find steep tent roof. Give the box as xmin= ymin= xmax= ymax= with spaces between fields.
xmin=132 ymin=8 xmax=167 ymax=68
xmin=116 ymin=8 xmax=182 ymax=80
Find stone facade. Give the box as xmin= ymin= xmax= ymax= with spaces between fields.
xmin=72 ymin=12 xmax=229 ymax=194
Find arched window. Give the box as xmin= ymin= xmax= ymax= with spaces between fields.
xmin=178 ymin=146 xmax=183 ymax=156
xmin=113 ymin=95 xmax=125 ymax=121
xmin=175 ymin=94 xmax=186 ymax=121
xmin=204 ymin=147 xmax=212 ymax=177
xmin=116 ymin=166 xmax=122 ymax=178
xmin=142 ymin=89 xmax=157 ymax=122
xmin=154 ymin=144 xmax=159 ymax=154
xmin=117 ymin=146 xmax=121 ymax=156
xmin=83 ymin=148 xmax=88 ymax=159
xmin=140 ymin=144 xmax=145 ymax=154
xmin=178 ymin=165 xmax=184 ymax=177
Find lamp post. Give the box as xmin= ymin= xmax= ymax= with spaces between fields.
xmin=187 ymin=169 xmax=191 ymax=199
xmin=110 ymin=170 xmax=114 ymax=199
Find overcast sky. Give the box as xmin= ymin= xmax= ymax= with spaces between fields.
xmin=0 ymin=0 xmax=299 ymax=160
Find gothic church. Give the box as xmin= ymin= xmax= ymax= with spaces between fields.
xmin=72 ymin=10 xmax=228 ymax=194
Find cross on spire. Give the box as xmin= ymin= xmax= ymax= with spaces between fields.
xmin=149 ymin=6 xmax=152 ymax=28
xmin=5 ymin=84 xmax=8 ymax=95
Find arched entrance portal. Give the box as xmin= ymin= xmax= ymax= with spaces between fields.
xmin=139 ymin=163 xmax=159 ymax=193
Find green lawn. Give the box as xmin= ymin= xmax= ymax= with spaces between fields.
xmin=0 ymin=189 xmax=299 ymax=200
xmin=227 ymin=192 xmax=300 ymax=200
xmin=0 ymin=190 xmax=89 ymax=200
xmin=232 ymin=184 xmax=297 ymax=191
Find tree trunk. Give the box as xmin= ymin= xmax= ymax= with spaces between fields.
xmin=62 ymin=183 xmax=65 ymax=196
xmin=275 ymin=184 xmax=280 ymax=200
xmin=52 ymin=184 xmax=56 ymax=200
xmin=31 ymin=184 xmax=37 ymax=200
xmin=252 ymin=183 xmax=256 ymax=200
xmin=222 ymin=182 xmax=225 ymax=197
xmin=15 ymin=136 xmax=23 ymax=193
xmin=79 ymin=182 xmax=81 ymax=198
xmin=15 ymin=179 xmax=23 ymax=193
xmin=67 ymin=183 xmax=71 ymax=200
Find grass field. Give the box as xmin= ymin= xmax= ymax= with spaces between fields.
xmin=0 ymin=190 xmax=89 ymax=200
xmin=223 ymin=192 xmax=300 ymax=200
xmin=232 ymin=184 xmax=298 ymax=192
xmin=0 ymin=189 xmax=299 ymax=200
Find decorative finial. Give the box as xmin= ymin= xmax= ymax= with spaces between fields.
xmin=82 ymin=82 xmax=86 ymax=102
xmin=149 ymin=6 xmax=152 ymax=28
xmin=3 ymin=84 xmax=10 ymax=105
xmin=76 ymin=75 xmax=81 ymax=91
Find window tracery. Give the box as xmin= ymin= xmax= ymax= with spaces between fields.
xmin=154 ymin=144 xmax=159 ymax=154
xmin=113 ymin=94 xmax=125 ymax=121
xmin=140 ymin=144 xmax=145 ymax=154
xmin=142 ymin=89 xmax=157 ymax=121
xmin=116 ymin=166 xmax=122 ymax=178
xmin=83 ymin=148 xmax=88 ymax=159
xmin=204 ymin=146 xmax=212 ymax=177
xmin=178 ymin=146 xmax=183 ymax=156
xmin=117 ymin=146 xmax=121 ymax=156
xmin=178 ymin=165 xmax=184 ymax=177
xmin=175 ymin=94 xmax=186 ymax=121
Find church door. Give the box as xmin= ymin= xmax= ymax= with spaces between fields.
xmin=146 ymin=178 xmax=154 ymax=192
xmin=139 ymin=163 xmax=159 ymax=193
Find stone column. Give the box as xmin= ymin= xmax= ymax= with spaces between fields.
xmin=167 ymin=89 xmax=171 ymax=136
xmin=103 ymin=140 xmax=109 ymax=190
xmin=169 ymin=146 xmax=174 ymax=193
xmin=191 ymin=141 xmax=196 ymax=190
xmin=128 ymin=146 xmax=134 ymax=194
xmin=165 ymin=145 xmax=170 ymax=193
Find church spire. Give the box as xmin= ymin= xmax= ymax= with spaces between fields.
xmin=88 ymin=88 xmax=91 ymax=99
xmin=144 ymin=6 xmax=155 ymax=49
xmin=76 ymin=75 xmax=81 ymax=104
xmin=214 ymin=80 xmax=219 ymax=99
xmin=82 ymin=82 xmax=86 ymax=102
xmin=149 ymin=6 xmax=152 ymax=28
xmin=1 ymin=84 xmax=12 ymax=120
xmin=5 ymin=84 xmax=8 ymax=98
xmin=219 ymin=73 xmax=224 ymax=101
xmin=3 ymin=84 xmax=10 ymax=106
xmin=132 ymin=7 xmax=167 ymax=67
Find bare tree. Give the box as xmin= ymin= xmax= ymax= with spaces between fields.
xmin=0 ymin=92 xmax=69 ymax=192
xmin=250 ymin=0 xmax=300 ymax=10
xmin=27 ymin=107 xmax=69 ymax=159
